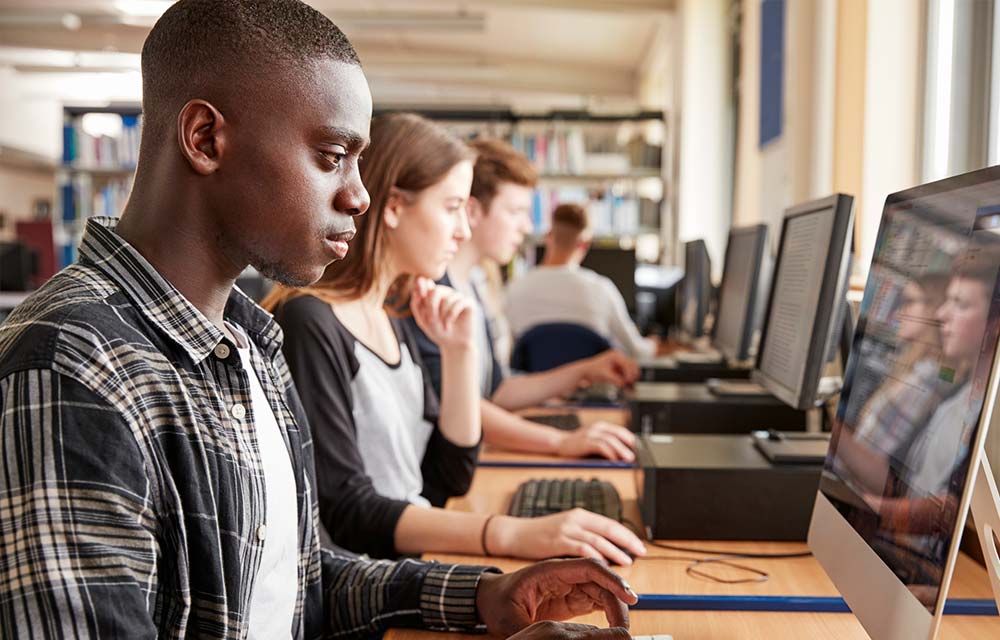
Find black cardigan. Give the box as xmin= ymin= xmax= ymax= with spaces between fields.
xmin=273 ymin=294 xmax=479 ymax=559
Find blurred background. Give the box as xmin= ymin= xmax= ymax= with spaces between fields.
xmin=0 ymin=0 xmax=995 ymax=300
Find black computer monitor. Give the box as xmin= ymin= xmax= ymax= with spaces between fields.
xmin=0 ymin=242 xmax=38 ymax=292
xmin=713 ymin=224 xmax=770 ymax=361
xmin=677 ymin=239 xmax=712 ymax=338
xmin=580 ymin=246 xmax=638 ymax=314
xmin=753 ymin=194 xmax=855 ymax=410
xmin=810 ymin=166 xmax=1000 ymax=640
xmin=534 ymin=243 xmax=638 ymax=314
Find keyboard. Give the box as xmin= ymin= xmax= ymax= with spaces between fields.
xmin=633 ymin=635 xmax=673 ymax=640
xmin=523 ymin=413 xmax=582 ymax=431
xmin=508 ymin=477 xmax=622 ymax=521
xmin=569 ymin=382 xmax=622 ymax=404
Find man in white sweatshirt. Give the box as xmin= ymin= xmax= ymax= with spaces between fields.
xmin=506 ymin=203 xmax=657 ymax=359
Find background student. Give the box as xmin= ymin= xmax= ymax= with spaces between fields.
xmin=409 ymin=138 xmax=640 ymax=462
xmin=505 ymin=202 xmax=658 ymax=360
xmin=265 ymin=113 xmax=646 ymax=566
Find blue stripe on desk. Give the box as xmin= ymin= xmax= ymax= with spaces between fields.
xmin=478 ymin=460 xmax=634 ymax=469
xmin=632 ymin=594 xmax=999 ymax=616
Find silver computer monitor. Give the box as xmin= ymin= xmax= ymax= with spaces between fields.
xmin=678 ymin=239 xmax=712 ymax=339
xmin=713 ymin=224 xmax=770 ymax=362
xmin=809 ymin=166 xmax=1000 ymax=640
xmin=752 ymin=194 xmax=855 ymax=410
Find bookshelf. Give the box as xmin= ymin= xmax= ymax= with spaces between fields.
xmin=378 ymin=108 xmax=669 ymax=263
xmin=55 ymin=106 xmax=669 ymax=268
xmin=58 ymin=105 xmax=141 ymax=267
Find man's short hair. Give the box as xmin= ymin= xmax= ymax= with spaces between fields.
xmin=549 ymin=202 xmax=590 ymax=249
xmin=468 ymin=138 xmax=538 ymax=212
xmin=141 ymin=0 xmax=359 ymax=134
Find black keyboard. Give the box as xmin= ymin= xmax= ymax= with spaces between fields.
xmin=508 ymin=478 xmax=622 ymax=521
xmin=523 ymin=413 xmax=582 ymax=431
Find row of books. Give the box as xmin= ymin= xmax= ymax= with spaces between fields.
xmin=530 ymin=186 xmax=660 ymax=237
xmin=62 ymin=114 xmax=142 ymax=168
xmin=509 ymin=129 xmax=661 ymax=176
xmin=59 ymin=174 xmax=133 ymax=223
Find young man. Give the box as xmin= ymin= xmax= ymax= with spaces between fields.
xmin=506 ymin=203 xmax=657 ymax=360
xmin=409 ymin=139 xmax=639 ymax=462
xmin=0 ymin=2 xmax=636 ymax=638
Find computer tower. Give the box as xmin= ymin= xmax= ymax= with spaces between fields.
xmin=635 ymin=434 xmax=822 ymax=540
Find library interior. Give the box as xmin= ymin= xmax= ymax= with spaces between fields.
xmin=3 ymin=1 xmax=1000 ymax=640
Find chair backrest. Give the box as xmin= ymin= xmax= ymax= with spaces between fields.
xmin=510 ymin=322 xmax=612 ymax=373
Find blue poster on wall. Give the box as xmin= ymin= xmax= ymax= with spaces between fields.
xmin=759 ymin=0 xmax=785 ymax=148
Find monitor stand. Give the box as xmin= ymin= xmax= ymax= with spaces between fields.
xmin=970 ymin=454 xmax=1000 ymax=612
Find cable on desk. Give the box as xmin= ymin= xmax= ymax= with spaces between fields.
xmin=622 ymin=518 xmax=812 ymax=585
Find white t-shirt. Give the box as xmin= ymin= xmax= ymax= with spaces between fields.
xmin=504 ymin=264 xmax=656 ymax=359
xmin=351 ymin=339 xmax=435 ymax=507
xmin=229 ymin=326 xmax=298 ymax=640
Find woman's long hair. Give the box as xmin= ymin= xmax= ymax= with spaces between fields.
xmin=261 ymin=113 xmax=474 ymax=312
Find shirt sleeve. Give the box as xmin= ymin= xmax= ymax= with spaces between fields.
xmin=320 ymin=547 xmax=499 ymax=636
xmin=276 ymin=295 xmax=409 ymax=559
xmin=602 ymin=276 xmax=656 ymax=359
xmin=0 ymin=367 xmax=158 ymax=639
xmin=396 ymin=320 xmax=479 ymax=506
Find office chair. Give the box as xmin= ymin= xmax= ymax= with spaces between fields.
xmin=510 ymin=322 xmax=611 ymax=373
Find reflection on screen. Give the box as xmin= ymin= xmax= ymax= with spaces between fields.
xmin=822 ymin=186 xmax=1000 ymax=613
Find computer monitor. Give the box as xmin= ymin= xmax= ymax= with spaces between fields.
xmin=810 ymin=166 xmax=1000 ymax=640
xmin=0 ymin=242 xmax=38 ymax=291
xmin=752 ymin=194 xmax=855 ymax=410
xmin=678 ymin=239 xmax=712 ymax=338
xmin=580 ymin=246 xmax=638 ymax=314
xmin=713 ymin=224 xmax=770 ymax=362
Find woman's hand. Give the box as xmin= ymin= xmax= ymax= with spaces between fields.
xmin=410 ymin=277 xmax=476 ymax=353
xmin=487 ymin=510 xmax=647 ymax=566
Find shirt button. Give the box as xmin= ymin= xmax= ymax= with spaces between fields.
xmin=257 ymin=524 xmax=267 ymax=542
xmin=214 ymin=343 xmax=231 ymax=359
xmin=231 ymin=404 xmax=246 ymax=421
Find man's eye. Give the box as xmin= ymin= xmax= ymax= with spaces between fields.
xmin=320 ymin=151 xmax=346 ymax=167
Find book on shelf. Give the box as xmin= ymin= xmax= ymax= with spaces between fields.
xmin=530 ymin=185 xmax=657 ymax=237
xmin=62 ymin=113 xmax=141 ymax=169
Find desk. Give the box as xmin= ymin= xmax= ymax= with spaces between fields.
xmin=387 ymin=465 xmax=1000 ymax=639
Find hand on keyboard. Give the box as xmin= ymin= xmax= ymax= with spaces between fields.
xmin=489 ymin=509 xmax=646 ymax=566
xmin=475 ymin=557 xmax=638 ymax=637
xmin=507 ymin=621 xmax=630 ymax=640
xmin=555 ymin=421 xmax=637 ymax=461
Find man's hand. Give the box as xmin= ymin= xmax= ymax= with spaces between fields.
xmin=577 ymin=351 xmax=639 ymax=389
xmin=475 ymin=558 xmax=639 ymax=638
xmin=554 ymin=421 xmax=636 ymax=462
xmin=507 ymin=621 xmax=631 ymax=640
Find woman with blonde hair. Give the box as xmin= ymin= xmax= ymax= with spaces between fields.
xmin=263 ymin=113 xmax=645 ymax=565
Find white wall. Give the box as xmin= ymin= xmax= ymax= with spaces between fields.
xmin=0 ymin=68 xmax=142 ymax=160
xmin=857 ymin=1 xmax=923 ymax=275
xmin=675 ymin=0 xmax=733 ymax=280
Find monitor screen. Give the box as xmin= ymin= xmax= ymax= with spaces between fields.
xmin=580 ymin=246 xmax=638 ymax=314
xmin=714 ymin=224 xmax=768 ymax=361
xmin=679 ymin=239 xmax=711 ymax=338
xmin=820 ymin=175 xmax=1000 ymax=617
xmin=755 ymin=194 xmax=854 ymax=409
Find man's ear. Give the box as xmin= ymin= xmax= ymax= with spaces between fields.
xmin=466 ymin=196 xmax=486 ymax=229
xmin=176 ymin=99 xmax=226 ymax=175
xmin=383 ymin=188 xmax=405 ymax=230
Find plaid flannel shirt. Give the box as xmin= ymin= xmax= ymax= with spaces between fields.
xmin=0 ymin=217 xmax=492 ymax=639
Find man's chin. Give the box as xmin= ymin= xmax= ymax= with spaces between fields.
xmin=253 ymin=261 xmax=327 ymax=289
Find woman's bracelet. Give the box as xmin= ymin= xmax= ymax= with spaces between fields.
xmin=480 ymin=514 xmax=496 ymax=556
